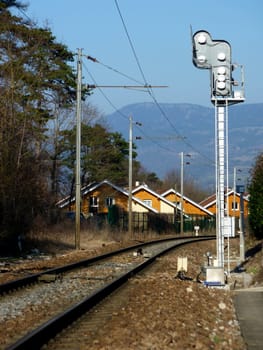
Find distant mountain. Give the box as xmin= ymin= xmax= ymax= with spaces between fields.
xmin=106 ymin=102 xmax=263 ymax=191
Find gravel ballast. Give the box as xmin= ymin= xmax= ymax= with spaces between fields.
xmin=1 ymin=237 xmax=261 ymax=349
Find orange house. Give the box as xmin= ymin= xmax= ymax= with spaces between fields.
xmin=132 ymin=184 xmax=187 ymax=217
xmin=161 ymin=188 xmax=214 ymax=218
xmin=57 ymin=180 xmax=158 ymax=215
xmin=199 ymin=190 xmax=249 ymax=218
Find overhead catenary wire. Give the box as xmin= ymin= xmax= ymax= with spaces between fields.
xmin=16 ymin=2 xmax=214 ymax=169
xmin=10 ymin=2 xmax=215 ymax=192
xmin=114 ymin=0 xmax=214 ymax=166
xmin=83 ymin=62 xmax=179 ymax=154
xmin=85 ymin=54 xmax=166 ymax=90
xmin=84 ymin=56 xmax=214 ymax=167
xmin=114 ymin=0 xmax=148 ymax=86
xmin=114 ymin=0 xmax=184 ymax=133
xmin=85 ymin=55 xmax=145 ymax=86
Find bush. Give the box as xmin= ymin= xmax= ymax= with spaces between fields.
xmin=248 ymin=152 xmax=263 ymax=239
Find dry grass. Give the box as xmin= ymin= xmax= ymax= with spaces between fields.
xmin=26 ymin=223 xmax=119 ymax=254
xmin=24 ymin=218 xmax=165 ymax=255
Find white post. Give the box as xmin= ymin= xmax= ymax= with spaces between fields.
xmin=216 ymin=105 xmax=225 ymax=268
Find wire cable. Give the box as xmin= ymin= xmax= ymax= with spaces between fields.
xmin=114 ymin=0 xmax=214 ymax=166
xmin=86 ymin=55 xmax=145 ymax=86
xmin=114 ymin=0 xmax=214 ymax=164
xmin=83 ymin=61 xmax=179 ymax=154
xmin=114 ymin=0 xmax=148 ymax=85
xmin=85 ymin=61 xmax=214 ymax=169
xmin=114 ymin=0 xmax=183 ymax=136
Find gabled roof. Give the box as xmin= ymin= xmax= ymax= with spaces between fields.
xmin=199 ymin=193 xmax=216 ymax=208
xmin=133 ymin=184 xmax=179 ymax=210
xmin=56 ymin=179 xmax=158 ymax=213
xmin=199 ymin=189 xmax=249 ymax=209
xmin=132 ymin=184 xmax=190 ymax=217
xmin=162 ymin=188 xmax=214 ymax=216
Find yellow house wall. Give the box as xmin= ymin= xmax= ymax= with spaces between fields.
xmin=134 ymin=189 xmax=177 ymax=214
xmin=206 ymin=204 xmax=216 ymax=215
xmin=134 ymin=189 xmax=160 ymax=211
xmin=226 ymin=193 xmax=249 ymax=217
xmin=65 ymin=184 xmax=147 ymax=214
xmin=205 ymin=194 xmax=249 ymax=217
xmin=82 ymin=185 xmax=128 ymax=214
xmin=164 ymin=193 xmax=208 ymax=216
xmin=132 ymin=202 xmax=148 ymax=213
xmin=160 ymin=201 xmax=175 ymax=214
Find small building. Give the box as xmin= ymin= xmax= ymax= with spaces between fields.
xmin=132 ymin=184 xmax=216 ymax=233
xmin=199 ymin=189 xmax=249 ymax=218
xmin=56 ymin=180 xmax=158 ymax=216
xmin=132 ymin=184 xmax=183 ymax=216
xmin=161 ymin=188 xmax=214 ymax=218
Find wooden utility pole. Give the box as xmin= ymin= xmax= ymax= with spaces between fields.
xmin=180 ymin=152 xmax=184 ymax=235
xmin=128 ymin=116 xmax=133 ymax=237
xmin=75 ymin=48 xmax=82 ymax=250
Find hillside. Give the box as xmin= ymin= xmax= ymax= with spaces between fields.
xmin=106 ymin=102 xmax=263 ymax=190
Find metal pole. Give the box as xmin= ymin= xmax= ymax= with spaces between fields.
xmin=216 ymin=104 xmax=225 ymax=268
xmin=180 ymin=152 xmax=184 ymax=235
xmin=226 ymin=100 xmax=229 ymax=216
xmin=128 ymin=115 xmax=133 ymax=237
xmin=75 ymin=48 xmax=82 ymax=250
xmin=225 ymin=100 xmax=230 ymax=275
xmin=240 ymin=191 xmax=245 ymax=262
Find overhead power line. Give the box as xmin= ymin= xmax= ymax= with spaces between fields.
xmin=83 ymin=61 xmax=178 ymax=154
xmin=114 ymin=0 xmax=214 ymax=165
xmin=114 ymin=0 xmax=148 ymax=85
xmin=86 ymin=55 xmax=144 ymax=86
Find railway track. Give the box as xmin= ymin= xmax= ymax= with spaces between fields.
xmin=0 ymin=236 xmax=213 ymax=295
xmin=2 ymin=236 xmax=215 ymax=349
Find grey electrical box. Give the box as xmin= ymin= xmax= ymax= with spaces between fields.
xmin=206 ymin=267 xmax=225 ymax=286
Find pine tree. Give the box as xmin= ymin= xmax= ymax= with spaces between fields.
xmin=0 ymin=4 xmax=76 ymax=247
xmin=61 ymin=123 xmax=134 ymax=189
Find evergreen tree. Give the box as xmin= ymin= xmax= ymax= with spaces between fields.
xmin=0 ymin=0 xmax=25 ymax=11
xmin=0 ymin=4 xmax=76 ymax=246
xmin=248 ymin=152 xmax=263 ymax=239
xmin=61 ymin=123 xmax=134 ymax=189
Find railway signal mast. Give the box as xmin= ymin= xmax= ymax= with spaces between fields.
xmin=192 ymin=30 xmax=245 ymax=276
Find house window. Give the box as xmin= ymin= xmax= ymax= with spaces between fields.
xmin=89 ymin=196 xmax=98 ymax=213
xmin=105 ymin=197 xmax=115 ymax=207
xmin=143 ymin=199 xmax=152 ymax=207
xmin=90 ymin=196 xmax=98 ymax=206
xmin=232 ymin=202 xmax=239 ymax=211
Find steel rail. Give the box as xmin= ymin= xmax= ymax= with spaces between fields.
xmin=6 ymin=236 xmax=214 ymax=350
xmin=0 ymin=235 xmax=214 ymax=295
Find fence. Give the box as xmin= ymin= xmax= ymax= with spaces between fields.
xmin=107 ymin=206 xmax=216 ymax=235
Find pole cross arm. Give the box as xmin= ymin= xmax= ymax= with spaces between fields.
xmin=85 ymin=84 xmax=168 ymax=89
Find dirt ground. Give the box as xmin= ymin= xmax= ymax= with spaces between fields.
xmin=0 ymin=234 xmax=262 ymax=349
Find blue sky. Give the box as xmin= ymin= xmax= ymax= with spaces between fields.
xmin=26 ymin=0 xmax=263 ymax=116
